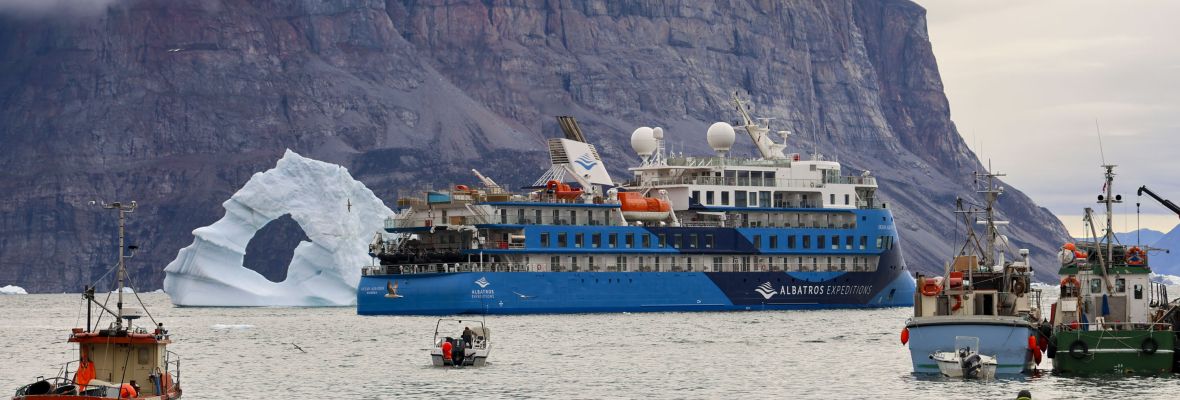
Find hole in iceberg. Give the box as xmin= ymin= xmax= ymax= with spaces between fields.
xmin=243 ymin=214 xmax=310 ymax=283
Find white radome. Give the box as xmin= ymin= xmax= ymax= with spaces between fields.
xmin=707 ymin=122 xmax=736 ymax=152
xmin=630 ymin=127 xmax=657 ymax=156
xmin=653 ymin=127 xmax=664 ymax=140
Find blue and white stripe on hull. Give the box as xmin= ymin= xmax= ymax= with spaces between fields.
xmin=905 ymin=318 xmax=1037 ymax=375
xmin=357 ymin=265 xmax=915 ymax=315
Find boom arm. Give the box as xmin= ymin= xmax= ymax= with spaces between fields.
xmin=1137 ymin=185 xmax=1180 ymax=218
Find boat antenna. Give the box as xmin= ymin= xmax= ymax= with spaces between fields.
xmin=1095 ymin=119 xmax=1107 ymax=166
xmin=99 ymin=200 xmax=137 ymax=331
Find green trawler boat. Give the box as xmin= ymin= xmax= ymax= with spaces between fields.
xmin=1047 ymin=165 xmax=1180 ymax=374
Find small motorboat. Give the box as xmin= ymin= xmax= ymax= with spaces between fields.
xmin=930 ymin=336 xmax=997 ymax=379
xmin=429 ymin=319 xmax=490 ymax=367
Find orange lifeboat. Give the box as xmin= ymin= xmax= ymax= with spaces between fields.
xmin=618 ymin=191 xmax=671 ymax=221
xmin=546 ymin=180 xmax=584 ymax=201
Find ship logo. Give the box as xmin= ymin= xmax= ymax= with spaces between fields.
xmin=474 ymin=277 xmax=491 ymax=288
xmin=755 ymin=282 xmax=777 ymax=299
xmin=385 ymin=280 xmax=403 ymax=298
xmin=574 ymin=153 xmax=598 ymax=170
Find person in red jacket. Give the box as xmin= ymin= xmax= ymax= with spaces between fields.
xmin=441 ymin=340 xmax=453 ymax=363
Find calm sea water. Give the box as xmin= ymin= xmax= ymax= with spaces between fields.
xmin=2 ymin=293 xmax=1178 ymax=399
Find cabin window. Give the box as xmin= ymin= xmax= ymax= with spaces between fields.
xmin=692 ymin=191 xmax=701 ymax=205
xmin=760 ymin=192 xmax=771 ymax=208
xmin=1090 ymin=278 xmax=1102 ymax=294
xmin=587 ymin=210 xmax=594 ymax=225
xmin=616 ymin=256 xmax=627 ymax=272
xmin=753 ymin=235 xmax=762 ymax=248
xmin=1115 ymin=278 xmax=1126 ymax=293
xmin=686 ymin=257 xmax=694 ymax=272
xmin=673 ymin=234 xmax=683 ymax=249
xmin=769 ymin=235 xmax=779 ymax=249
xmin=608 ymin=234 xmax=617 ymax=248
xmin=721 ymin=191 xmax=730 ymax=206
xmin=642 ymin=235 xmax=652 ymax=248
xmin=557 ymin=233 xmax=568 ymax=247
xmin=818 ymin=235 xmax=826 ymax=250
xmin=830 ymin=194 xmax=835 ymax=205
xmin=713 ymin=257 xmax=723 ymax=272
xmin=738 ymin=170 xmax=750 ymax=186
xmin=1134 ymin=284 xmax=1144 ymax=299
xmin=552 ymin=209 xmax=560 ymax=224
xmin=517 ymin=209 xmax=525 ymax=223
xmin=654 ymin=256 xmax=661 ymax=272
xmin=860 ymin=236 xmax=867 ymax=250
xmin=840 ymin=257 xmax=847 ymax=271
xmin=587 ymin=256 xmax=596 ymax=271
xmin=741 ymin=256 xmax=751 ymax=272
xmin=704 ymin=234 xmax=714 ymax=249
xmin=735 ymin=191 xmax=747 ymax=207
xmin=658 ymin=234 xmax=667 ymax=248
xmin=706 ymin=191 xmax=715 ymax=205
xmin=534 ymin=209 xmax=542 ymax=224
xmin=500 ymin=209 xmax=508 ymax=224
xmin=574 ymin=233 xmax=584 ymax=248
xmin=540 ymin=233 xmax=550 ymax=247
xmin=875 ymin=236 xmax=883 ymax=249
xmin=636 ymin=256 xmax=646 ymax=271
xmin=626 ymin=234 xmax=635 ymax=248
xmin=591 ymin=233 xmax=601 ymax=248
xmin=787 ymin=235 xmax=796 ymax=249
xmin=569 ymin=210 xmax=577 ymax=225
xmin=845 ymin=236 xmax=854 ymax=250
xmin=688 ymin=234 xmax=698 ymax=249
xmin=845 ymin=194 xmax=850 ymax=205
xmin=670 ymin=257 xmax=679 ymax=271
xmin=551 ymin=256 xmax=561 ymax=271
xmin=765 ymin=171 xmax=776 ymax=185
xmin=803 ymin=236 xmax=812 ymax=249
xmin=570 ymin=256 xmax=579 ymax=271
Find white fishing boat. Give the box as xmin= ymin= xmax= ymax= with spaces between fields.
xmin=930 ymin=336 xmax=997 ymax=379
xmin=429 ymin=319 xmax=490 ymax=367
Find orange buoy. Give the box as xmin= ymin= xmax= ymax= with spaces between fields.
xmin=119 ymin=383 xmax=137 ymax=398
xmin=1063 ymin=242 xmax=1076 ymax=251
xmin=900 ymin=327 xmax=910 ymax=345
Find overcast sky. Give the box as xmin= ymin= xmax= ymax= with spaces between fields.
xmin=922 ymin=0 xmax=1180 ymax=237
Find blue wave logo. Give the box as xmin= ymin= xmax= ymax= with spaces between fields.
xmin=574 ymin=153 xmax=598 ymax=170
xmin=475 ymin=276 xmax=490 ymax=288
xmin=755 ymin=282 xmax=777 ymax=299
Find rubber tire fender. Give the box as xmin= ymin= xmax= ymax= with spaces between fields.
xmin=1068 ymin=340 xmax=1089 ymax=359
xmin=1140 ymin=337 xmax=1159 ymax=355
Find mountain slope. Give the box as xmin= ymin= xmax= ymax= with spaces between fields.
xmin=0 ymin=0 xmax=1070 ymax=292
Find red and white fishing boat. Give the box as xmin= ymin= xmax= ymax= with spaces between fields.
xmin=13 ymin=201 xmax=182 ymax=400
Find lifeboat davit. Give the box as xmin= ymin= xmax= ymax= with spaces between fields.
xmin=618 ymin=191 xmax=671 ymax=221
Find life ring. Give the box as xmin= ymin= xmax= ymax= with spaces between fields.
xmin=1068 ymin=340 xmax=1089 ymax=359
xmin=920 ymin=276 xmax=943 ymax=296
xmin=1011 ymin=279 xmax=1026 ymax=295
xmin=1060 ymin=276 xmax=1080 ymax=288
xmin=1127 ymin=247 xmax=1146 ymax=266
xmin=1140 ymin=337 xmax=1159 ymax=355
xmin=951 ymin=295 xmax=962 ymax=311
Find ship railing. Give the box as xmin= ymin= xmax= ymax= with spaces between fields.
xmin=15 ymin=376 xmax=144 ymax=398
xmin=363 ymin=263 xmax=537 ymax=276
xmin=1058 ymin=321 xmax=1174 ymax=332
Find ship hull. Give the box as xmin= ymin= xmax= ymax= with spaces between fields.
xmin=1050 ymin=329 xmax=1175 ymax=374
xmin=905 ymin=317 xmax=1038 ymax=375
xmin=357 ymin=262 xmax=914 ymax=315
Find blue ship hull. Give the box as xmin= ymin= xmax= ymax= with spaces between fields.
xmin=905 ymin=319 xmax=1038 ymax=375
xmin=357 ymin=258 xmax=914 ymax=315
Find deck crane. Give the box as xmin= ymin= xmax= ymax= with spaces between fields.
xmin=1137 ymin=186 xmax=1180 ymax=218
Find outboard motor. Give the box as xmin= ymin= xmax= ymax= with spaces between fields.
xmin=962 ymin=352 xmax=983 ymax=378
xmin=452 ymin=338 xmax=466 ymax=366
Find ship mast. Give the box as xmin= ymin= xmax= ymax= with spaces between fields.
xmin=102 ymin=200 xmax=137 ymax=331
xmin=1100 ymin=164 xmax=1118 ymax=268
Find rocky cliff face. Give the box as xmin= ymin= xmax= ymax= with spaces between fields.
xmin=0 ymin=0 xmax=1070 ymax=292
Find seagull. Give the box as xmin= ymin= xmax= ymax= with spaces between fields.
xmin=347 ymin=198 xmax=352 ymax=212
xmin=167 ymin=48 xmax=183 ymax=52
xmin=385 ymin=281 xmax=403 ymax=298
xmin=291 ymin=343 xmax=306 ymax=353
xmin=512 ymin=291 xmax=534 ymax=299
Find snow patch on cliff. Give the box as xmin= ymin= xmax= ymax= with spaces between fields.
xmin=1 ymin=285 xmax=27 ymax=295
xmin=163 ymin=150 xmax=393 ymax=306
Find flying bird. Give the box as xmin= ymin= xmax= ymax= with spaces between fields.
xmin=512 ymin=291 xmax=534 ymax=299
xmin=291 ymin=343 xmax=306 ymax=353
xmin=385 ymin=281 xmax=403 ymax=298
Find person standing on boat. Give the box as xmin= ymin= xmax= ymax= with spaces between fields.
xmin=461 ymin=327 xmax=474 ymax=348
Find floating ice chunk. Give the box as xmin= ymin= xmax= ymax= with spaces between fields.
xmin=163 ymin=150 xmax=393 ymax=306
xmin=1 ymin=285 xmax=28 ymax=295
xmin=109 ymin=287 xmax=136 ymax=294
xmin=210 ymin=324 xmax=254 ymax=330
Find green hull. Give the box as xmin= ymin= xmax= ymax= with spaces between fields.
xmin=1051 ymin=329 xmax=1175 ymax=374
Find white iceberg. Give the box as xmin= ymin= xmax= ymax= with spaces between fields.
xmin=163 ymin=150 xmax=393 ymax=306
xmin=1 ymin=285 xmax=28 ymax=295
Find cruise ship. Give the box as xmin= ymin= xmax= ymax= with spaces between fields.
xmin=357 ymin=96 xmax=916 ymax=315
